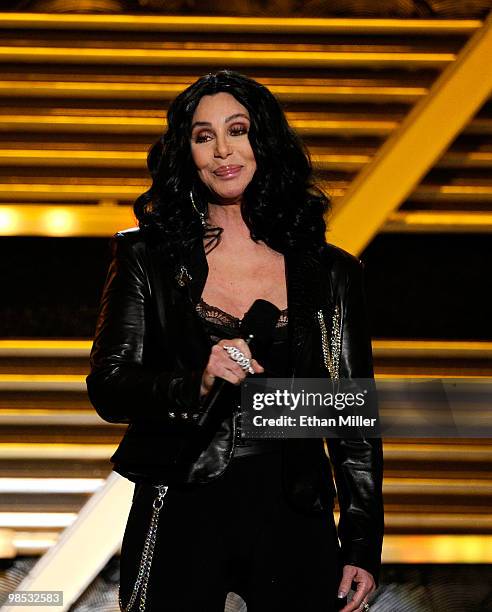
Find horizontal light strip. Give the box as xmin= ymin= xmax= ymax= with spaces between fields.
xmin=373 ymin=339 xmax=492 ymax=358
xmin=384 ymin=513 xmax=492 ymax=529
xmin=3 ymin=149 xmax=492 ymax=171
xmin=383 ymin=211 xmax=492 ymax=232
xmin=0 ymin=14 xmax=482 ymax=34
xmin=321 ymin=180 xmax=492 ymax=201
xmin=0 ymin=373 xmax=489 ymax=388
xmin=0 ymin=410 xmax=112 ymax=426
xmin=6 ymin=533 xmax=492 ymax=562
xmin=0 ymin=149 xmax=146 ymax=168
xmin=0 ymin=374 xmax=83 ymax=382
xmin=0 ymin=374 xmax=86 ymax=392
xmin=316 ymin=151 xmax=492 ymax=170
xmin=12 ymin=533 xmax=59 ymax=555
xmin=2 ymin=511 xmax=491 ymax=531
xmin=410 ymin=184 xmax=492 ymax=201
xmin=2 ymin=476 xmax=484 ymax=496
xmin=0 ymin=478 xmax=104 ymax=494
xmin=3 ymin=181 xmax=491 ymax=206
xmin=466 ymin=117 xmax=492 ymax=134
xmin=10 ymin=406 xmax=492 ymax=431
xmin=383 ymin=477 xmax=492 ymax=496
xmin=0 ymin=113 xmax=401 ymax=137
xmin=382 ymin=534 xmax=492 ymax=563
xmin=0 ymin=47 xmax=455 ymax=68
xmin=1 ymin=440 xmax=490 ymax=462
xmin=0 ymin=512 xmax=76 ymax=528
xmin=0 ymin=184 xmax=144 ymax=201
xmin=2 ymin=113 xmax=483 ymax=137
xmin=0 ymin=444 xmax=116 ymax=460
xmin=375 ymin=373 xmax=491 ymax=379
xmin=437 ymin=151 xmax=492 ymax=167
xmin=0 ymin=205 xmax=136 ymax=236
xmin=1 ymin=339 xmax=492 ymax=357
xmin=3 ymin=205 xmax=492 ymax=236
xmin=4 ymin=532 xmax=492 ymax=562
xmin=383 ymin=442 xmax=492 ymax=462
xmin=0 ymin=113 xmax=168 ymax=134
xmin=0 ymin=339 xmax=91 ymax=356
xmin=0 ymin=80 xmax=427 ymax=102
xmin=1 ymin=477 xmax=489 ymax=496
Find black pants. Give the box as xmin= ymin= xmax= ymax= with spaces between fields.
xmin=119 ymin=451 xmax=346 ymax=612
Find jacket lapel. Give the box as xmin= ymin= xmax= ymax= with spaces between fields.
xmin=185 ymin=238 xmax=209 ymax=305
xmin=285 ymin=249 xmax=333 ymax=374
xmin=148 ymin=239 xmax=211 ymax=367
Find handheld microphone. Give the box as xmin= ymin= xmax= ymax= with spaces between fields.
xmin=196 ymin=299 xmax=281 ymax=428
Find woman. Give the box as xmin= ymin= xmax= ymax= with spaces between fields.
xmin=87 ymin=70 xmax=383 ymax=612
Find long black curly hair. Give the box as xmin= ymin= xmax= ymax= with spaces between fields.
xmin=134 ymin=70 xmax=329 ymax=262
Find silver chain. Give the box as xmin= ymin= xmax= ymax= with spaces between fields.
xmin=119 ymin=484 xmax=168 ymax=612
xmin=317 ymin=304 xmax=341 ymax=381
xmin=330 ymin=304 xmax=341 ymax=380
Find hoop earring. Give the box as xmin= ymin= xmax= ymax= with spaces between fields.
xmin=190 ymin=190 xmax=207 ymax=229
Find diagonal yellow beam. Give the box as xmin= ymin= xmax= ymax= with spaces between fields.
xmin=327 ymin=11 xmax=492 ymax=255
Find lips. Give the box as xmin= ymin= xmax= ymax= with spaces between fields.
xmin=213 ymin=165 xmax=242 ymax=177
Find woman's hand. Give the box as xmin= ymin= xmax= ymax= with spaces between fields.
xmin=200 ymin=338 xmax=264 ymax=398
xmin=337 ymin=564 xmax=376 ymax=612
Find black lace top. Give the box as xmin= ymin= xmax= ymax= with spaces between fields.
xmin=195 ymin=298 xmax=289 ymax=457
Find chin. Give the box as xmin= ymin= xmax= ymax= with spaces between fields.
xmin=213 ymin=185 xmax=249 ymax=203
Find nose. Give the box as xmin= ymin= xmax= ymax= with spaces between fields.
xmin=214 ymin=133 xmax=232 ymax=159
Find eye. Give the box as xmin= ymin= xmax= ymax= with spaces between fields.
xmin=194 ymin=131 xmax=213 ymax=144
xmin=229 ymin=124 xmax=248 ymax=136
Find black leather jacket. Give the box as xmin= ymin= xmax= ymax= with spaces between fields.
xmin=86 ymin=227 xmax=384 ymax=584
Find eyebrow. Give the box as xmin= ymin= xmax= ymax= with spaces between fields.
xmin=191 ymin=113 xmax=250 ymax=130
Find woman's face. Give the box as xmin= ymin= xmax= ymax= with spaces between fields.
xmin=190 ymin=92 xmax=257 ymax=204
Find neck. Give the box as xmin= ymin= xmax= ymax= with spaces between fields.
xmin=208 ymin=201 xmax=245 ymax=230
xmin=207 ymin=200 xmax=260 ymax=249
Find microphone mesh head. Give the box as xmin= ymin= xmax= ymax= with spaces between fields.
xmin=240 ymin=299 xmax=281 ymax=361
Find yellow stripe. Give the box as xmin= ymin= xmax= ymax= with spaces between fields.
xmin=0 ymin=374 xmax=85 ymax=383
xmin=0 ymin=47 xmax=455 ymax=67
xmin=0 ymin=14 xmax=481 ymax=34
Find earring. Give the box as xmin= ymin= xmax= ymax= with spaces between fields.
xmin=190 ymin=190 xmax=207 ymax=229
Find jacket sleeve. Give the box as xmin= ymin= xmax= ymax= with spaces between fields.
xmin=86 ymin=233 xmax=204 ymax=425
xmin=326 ymin=256 xmax=384 ymax=587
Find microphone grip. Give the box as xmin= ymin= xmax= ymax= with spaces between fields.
xmin=196 ymin=376 xmax=227 ymax=428
xmin=196 ymin=339 xmax=254 ymax=429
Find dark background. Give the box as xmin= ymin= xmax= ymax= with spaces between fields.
xmin=1 ymin=233 xmax=490 ymax=339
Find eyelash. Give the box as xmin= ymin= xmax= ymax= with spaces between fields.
xmin=194 ymin=125 xmax=249 ymax=143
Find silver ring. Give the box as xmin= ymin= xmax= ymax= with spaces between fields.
xmin=362 ymin=603 xmax=370 ymax=611
xmin=223 ymin=345 xmax=253 ymax=373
